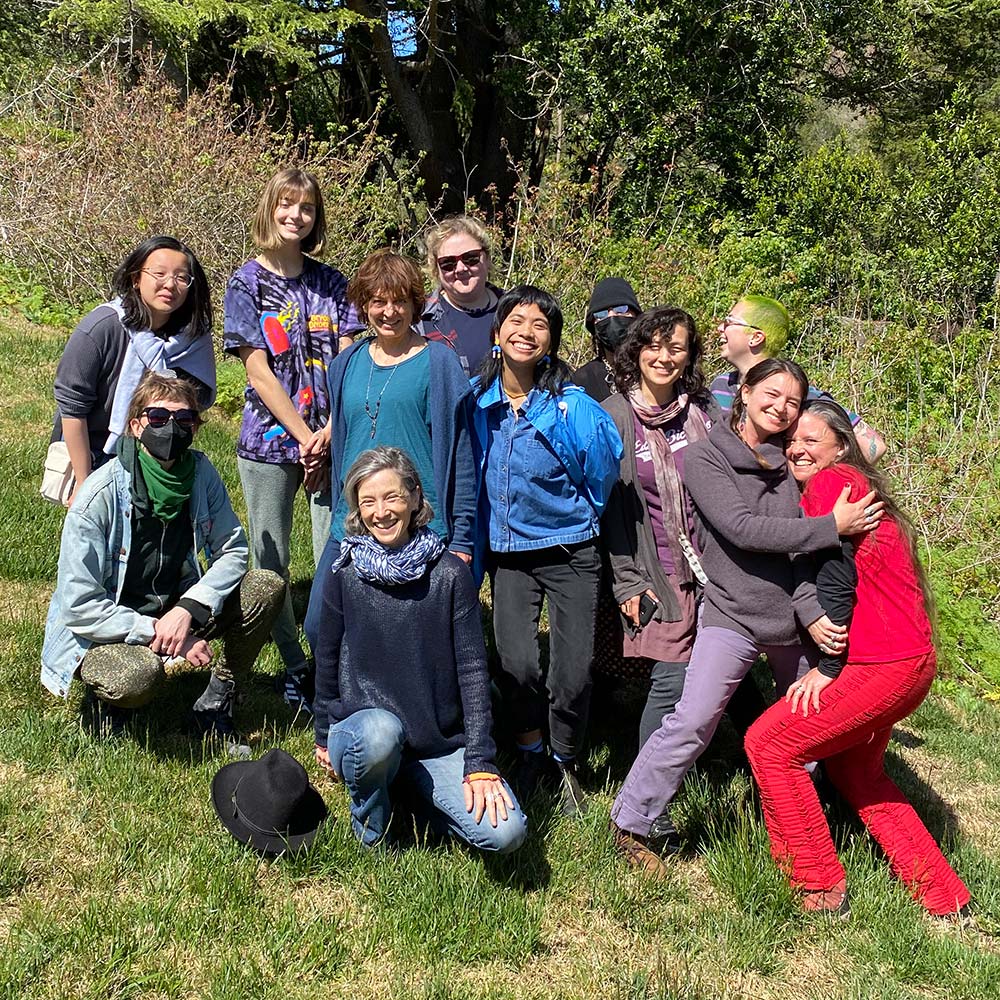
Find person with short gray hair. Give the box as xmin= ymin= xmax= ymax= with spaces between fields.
xmin=313 ymin=446 xmax=526 ymax=853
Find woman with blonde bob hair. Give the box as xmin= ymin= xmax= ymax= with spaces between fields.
xmin=313 ymin=446 xmax=526 ymax=852
xmin=419 ymin=214 xmax=503 ymax=375
xmin=304 ymin=249 xmax=477 ymax=653
xmin=224 ymin=166 xmax=362 ymax=715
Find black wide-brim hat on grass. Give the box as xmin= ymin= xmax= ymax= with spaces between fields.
xmin=212 ymin=747 xmax=328 ymax=857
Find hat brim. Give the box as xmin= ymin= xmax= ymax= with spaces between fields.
xmin=211 ymin=759 xmax=329 ymax=857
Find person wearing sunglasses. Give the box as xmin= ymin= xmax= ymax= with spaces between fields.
xmin=419 ymin=215 xmax=503 ymax=376
xmin=41 ymin=371 xmax=284 ymax=754
xmin=53 ymin=235 xmax=216 ymax=508
xmin=712 ymin=296 xmax=886 ymax=462
xmin=572 ymin=277 xmax=643 ymax=403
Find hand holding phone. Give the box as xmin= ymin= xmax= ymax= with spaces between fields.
xmin=620 ymin=590 xmax=659 ymax=632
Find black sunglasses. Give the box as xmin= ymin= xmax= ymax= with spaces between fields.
xmin=142 ymin=406 xmax=198 ymax=429
xmin=437 ymin=249 xmax=485 ymax=273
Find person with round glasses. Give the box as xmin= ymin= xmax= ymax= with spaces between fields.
xmin=712 ymin=295 xmax=886 ymax=461
xmin=41 ymin=372 xmax=284 ymax=753
xmin=53 ymin=235 xmax=216 ymax=508
xmin=419 ymin=215 xmax=503 ymax=376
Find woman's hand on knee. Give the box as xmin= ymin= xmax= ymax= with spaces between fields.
xmin=832 ymin=485 xmax=883 ymax=535
xmin=786 ymin=667 xmax=834 ymax=717
xmin=464 ymin=774 xmax=513 ymax=827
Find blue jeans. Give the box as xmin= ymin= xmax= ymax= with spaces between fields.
xmin=328 ymin=708 xmax=528 ymax=853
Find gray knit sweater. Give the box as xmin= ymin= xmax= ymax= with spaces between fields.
xmin=684 ymin=422 xmax=840 ymax=644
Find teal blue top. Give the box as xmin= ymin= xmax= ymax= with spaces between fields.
xmin=332 ymin=344 xmax=444 ymax=541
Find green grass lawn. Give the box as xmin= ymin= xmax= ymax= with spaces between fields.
xmin=1 ymin=311 xmax=998 ymax=999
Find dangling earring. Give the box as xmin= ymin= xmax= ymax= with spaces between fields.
xmin=542 ymin=354 xmax=551 ymax=366
xmin=491 ymin=344 xmax=501 ymax=358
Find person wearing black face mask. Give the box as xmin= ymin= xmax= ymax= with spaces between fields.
xmin=571 ymin=277 xmax=642 ymax=403
xmin=41 ymin=372 xmax=285 ymax=755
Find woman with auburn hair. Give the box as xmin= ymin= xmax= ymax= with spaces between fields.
xmin=313 ymin=446 xmax=526 ymax=852
xmin=419 ymin=215 xmax=503 ymax=376
xmin=41 ymin=372 xmax=283 ymax=753
xmin=53 ymin=234 xmax=215 ymax=507
xmin=609 ymin=359 xmax=883 ymax=875
xmin=304 ymin=249 xmax=477 ymax=651
xmin=744 ymin=400 xmax=970 ymax=917
xmin=600 ymin=306 xmax=718 ymax=749
xmin=224 ymin=166 xmax=362 ymax=715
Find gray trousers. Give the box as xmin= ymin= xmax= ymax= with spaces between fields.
xmin=237 ymin=457 xmax=331 ymax=672
xmin=80 ymin=569 xmax=284 ymax=711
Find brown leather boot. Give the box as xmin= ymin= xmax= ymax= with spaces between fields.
xmin=610 ymin=820 xmax=670 ymax=879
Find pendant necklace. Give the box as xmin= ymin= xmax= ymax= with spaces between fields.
xmin=364 ymin=349 xmax=401 ymax=439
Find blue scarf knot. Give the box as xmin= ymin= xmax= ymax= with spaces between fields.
xmin=333 ymin=526 xmax=446 ymax=585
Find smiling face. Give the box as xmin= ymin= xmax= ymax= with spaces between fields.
xmin=366 ymin=287 xmax=416 ymax=343
xmin=786 ymin=410 xmax=847 ymax=484
xmin=436 ymin=232 xmax=489 ymax=304
xmin=740 ymin=372 xmax=805 ymax=446
xmin=497 ymin=301 xmax=551 ymax=372
xmin=638 ymin=323 xmax=690 ymax=404
xmin=357 ymin=468 xmax=420 ymax=548
xmin=133 ymin=248 xmax=192 ymax=325
xmin=272 ymin=187 xmax=317 ymax=246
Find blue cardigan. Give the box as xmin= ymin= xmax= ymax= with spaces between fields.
xmin=326 ymin=337 xmax=477 ymax=554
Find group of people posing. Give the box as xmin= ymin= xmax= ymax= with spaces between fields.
xmin=41 ymin=167 xmax=970 ymax=920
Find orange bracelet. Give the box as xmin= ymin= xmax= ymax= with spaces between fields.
xmin=463 ymin=772 xmax=498 ymax=783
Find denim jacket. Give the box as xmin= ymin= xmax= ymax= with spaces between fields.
xmin=470 ymin=378 xmax=623 ymax=578
xmin=41 ymin=451 xmax=248 ymax=697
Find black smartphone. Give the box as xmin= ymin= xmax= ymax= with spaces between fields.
xmin=637 ymin=592 xmax=658 ymax=627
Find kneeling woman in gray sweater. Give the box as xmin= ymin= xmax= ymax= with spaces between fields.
xmin=313 ymin=446 xmax=526 ymax=852
xmin=609 ymin=359 xmax=881 ymax=873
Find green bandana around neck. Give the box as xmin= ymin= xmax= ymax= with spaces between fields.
xmin=137 ymin=447 xmax=196 ymax=521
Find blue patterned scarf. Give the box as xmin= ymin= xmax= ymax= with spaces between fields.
xmin=333 ymin=526 xmax=446 ymax=586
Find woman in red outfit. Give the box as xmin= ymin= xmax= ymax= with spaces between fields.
xmin=745 ymin=399 xmax=970 ymax=917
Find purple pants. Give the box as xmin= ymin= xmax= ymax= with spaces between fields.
xmin=612 ymin=626 xmax=815 ymax=837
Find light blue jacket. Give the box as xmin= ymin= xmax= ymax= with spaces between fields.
xmin=40 ymin=451 xmax=248 ymax=697
xmin=470 ymin=378 xmax=623 ymax=580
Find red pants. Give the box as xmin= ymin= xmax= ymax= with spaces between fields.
xmin=745 ymin=651 xmax=970 ymax=915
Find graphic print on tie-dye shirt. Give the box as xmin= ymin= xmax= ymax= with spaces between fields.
xmin=223 ymin=257 xmax=360 ymax=464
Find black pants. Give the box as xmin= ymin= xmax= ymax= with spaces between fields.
xmin=638 ymin=660 xmax=688 ymax=750
xmin=491 ymin=539 xmax=601 ymax=758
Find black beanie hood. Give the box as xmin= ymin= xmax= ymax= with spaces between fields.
xmin=586 ymin=277 xmax=642 ymax=331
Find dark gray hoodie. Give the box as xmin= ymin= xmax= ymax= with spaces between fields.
xmin=684 ymin=422 xmax=839 ymax=645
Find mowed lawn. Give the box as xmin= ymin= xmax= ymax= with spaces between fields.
xmin=1 ymin=310 xmax=998 ymax=1000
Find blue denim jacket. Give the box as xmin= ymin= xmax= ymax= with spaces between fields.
xmin=471 ymin=379 xmax=623 ymax=573
xmin=41 ymin=451 xmax=248 ymax=697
